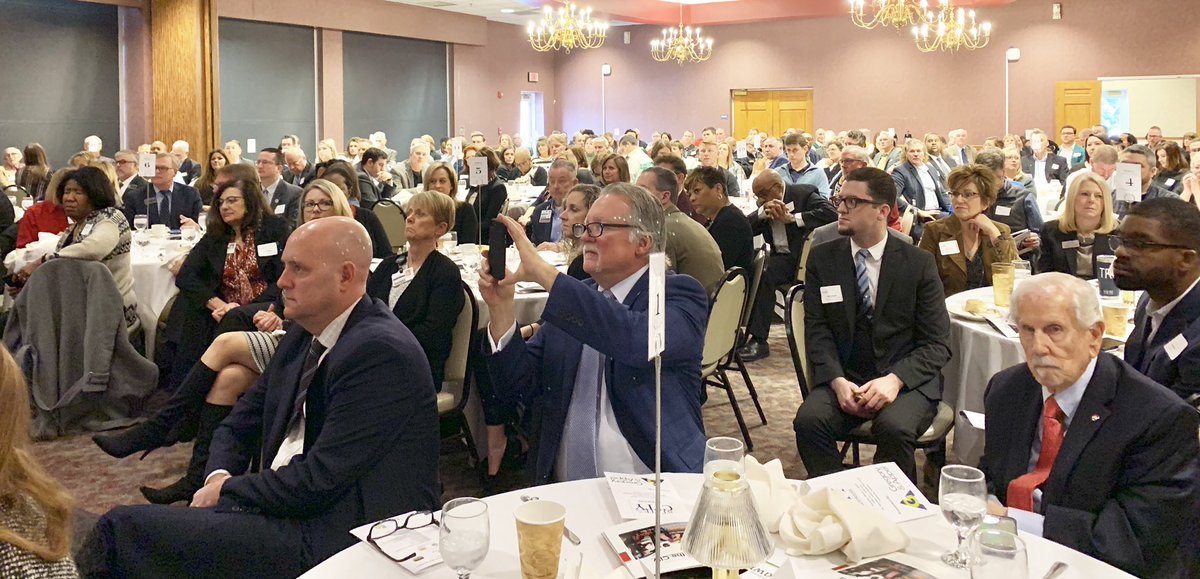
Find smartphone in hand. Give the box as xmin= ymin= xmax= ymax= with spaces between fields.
xmin=488 ymin=225 xmax=509 ymax=281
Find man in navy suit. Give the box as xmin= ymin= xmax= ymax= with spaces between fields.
xmin=981 ymin=272 xmax=1199 ymax=577
xmin=121 ymin=152 xmax=202 ymax=229
xmin=1115 ymin=197 xmax=1200 ymax=403
xmin=481 ymin=183 xmax=709 ymax=484
xmin=80 ymin=217 xmax=440 ymax=578
xmin=526 ymin=159 xmax=577 ymax=245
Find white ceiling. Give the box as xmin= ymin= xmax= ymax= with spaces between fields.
xmin=383 ymin=0 xmax=546 ymax=26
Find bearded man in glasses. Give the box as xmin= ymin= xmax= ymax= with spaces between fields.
xmin=793 ymin=167 xmax=952 ymax=483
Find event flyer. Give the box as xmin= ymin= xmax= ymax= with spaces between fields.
xmin=798 ymin=463 xmax=935 ymax=523
xmin=604 ymin=472 xmax=688 ymax=520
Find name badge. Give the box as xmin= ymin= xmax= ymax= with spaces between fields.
xmin=146 ymin=195 xmax=157 ymax=205
xmin=939 ymin=240 xmax=960 ymax=256
xmin=1166 ymin=178 xmax=1176 ymax=188
xmin=784 ymin=201 xmax=795 ymax=212
xmin=820 ymin=285 xmax=844 ymax=304
xmin=1062 ymin=239 xmax=1080 ymax=249
xmin=274 ymin=204 xmax=286 ymax=215
xmin=257 ymin=242 xmax=278 ymax=257
xmin=539 ymin=209 xmax=552 ymax=223
xmin=1164 ymin=334 xmax=1188 ymax=361
xmin=81 ymin=223 xmax=94 ymax=236
xmin=1051 ymin=163 xmax=1060 ymax=170
xmin=995 ymin=206 xmax=1012 ymax=217
xmin=227 ymin=243 xmax=236 ymax=255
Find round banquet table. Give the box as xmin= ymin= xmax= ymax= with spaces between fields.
xmin=942 ymin=284 xmax=1136 ymax=466
xmin=300 ymin=473 xmax=1133 ymax=579
xmin=129 ymin=236 xmax=196 ymax=357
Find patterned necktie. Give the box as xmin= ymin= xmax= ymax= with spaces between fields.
xmin=855 ymin=249 xmax=874 ymax=318
xmin=561 ymin=290 xmax=615 ymax=480
xmin=1007 ymin=396 xmax=1064 ymax=511
xmin=157 ymin=190 xmax=171 ymax=225
xmin=288 ymin=338 xmax=328 ymax=429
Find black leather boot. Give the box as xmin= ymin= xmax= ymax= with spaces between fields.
xmin=93 ymin=363 xmax=218 ymax=458
xmin=140 ymin=403 xmax=231 ymax=505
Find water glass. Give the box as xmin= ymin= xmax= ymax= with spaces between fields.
xmin=703 ymin=436 xmax=745 ymax=479
xmin=970 ymin=529 xmax=1028 ymax=579
xmin=181 ymin=226 xmax=198 ymax=243
xmin=939 ymin=465 xmax=988 ymax=568
xmin=133 ymin=214 xmax=149 ymax=233
xmin=439 ymin=497 xmax=489 ymax=579
xmin=1011 ymin=259 xmax=1031 ymax=286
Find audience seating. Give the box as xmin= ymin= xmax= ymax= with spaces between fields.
xmin=438 ymin=281 xmax=480 ymax=465
xmin=4 ymin=184 xmax=26 ymax=207
xmin=719 ymin=247 xmax=768 ymax=426
xmin=700 ymin=267 xmax=754 ymax=449
xmin=784 ymin=282 xmax=954 ymax=479
xmin=372 ymin=199 xmax=407 ymax=252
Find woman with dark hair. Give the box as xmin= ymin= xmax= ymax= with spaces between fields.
xmin=685 ymin=165 xmax=753 ymax=273
xmin=0 ymin=346 xmax=78 ymax=576
xmin=320 ymin=161 xmax=393 ymax=257
xmin=15 ymin=143 xmax=51 ymax=201
xmin=565 ymin=145 xmax=596 ymax=184
xmin=15 ymin=168 xmax=70 ymax=248
xmin=160 ymin=178 xmax=289 ymax=392
xmin=596 ymin=153 xmax=630 ymax=186
xmin=424 ymin=161 xmax=479 ymax=244
xmin=1154 ymin=142 xmax=1188 ymax=193
xmin=1069 ymin=134 xmax=1108 ymax=174
xmin=13 ymin=166 xmax=137 ymax=328
xmin=194 ymin=149 xmax=230 ymax=205
xmin=466 ymin=147 xmax=509 ymax=240
xmin=497 ymin=147 xmax=521 ymax=181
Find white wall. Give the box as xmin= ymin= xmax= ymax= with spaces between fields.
xmin=1101 ymin=77 xmax=1198 ymax=138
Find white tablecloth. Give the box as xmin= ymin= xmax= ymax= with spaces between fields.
xmin=942 ymin=285 xmax=1136 ymax=465
xmin=300 ymin=473 xmax=1132 ymax=579
xmin=130 ymin=236 xmax=196 ymax=357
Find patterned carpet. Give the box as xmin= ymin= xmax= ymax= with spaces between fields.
xmin=31 ymin=327 xmax=948 ymax=553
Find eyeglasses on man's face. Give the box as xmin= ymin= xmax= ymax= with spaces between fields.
xmin=830 ymin=195 xmax=883 ymax=210
xmin=1109 ymin=233 xmax=1193 ymax=253
xmin=572 ymin=222 xmax=637 ymax=238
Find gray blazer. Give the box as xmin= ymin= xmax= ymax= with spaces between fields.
xmin=390 ymin=160 xmax=424 ymax=190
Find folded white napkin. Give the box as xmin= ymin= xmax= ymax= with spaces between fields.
xmin=4 ymin=232 xmax=61 ymax=272
xmin=777 ymin=488 xmax=909 ymax=562
xmin=744 ymin=455 xmax=908 ymax=563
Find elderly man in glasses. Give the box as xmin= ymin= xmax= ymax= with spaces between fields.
xmin=1114 ymin=197 xmax=1200 ymax=403
xmin=793 ymin=167 xmax=951 ymax=483
xmin=479 ymin=183 xmax=709 ymax=484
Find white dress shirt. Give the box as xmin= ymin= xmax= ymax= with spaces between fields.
xmin=849 ymin=234 xmax=888 ymax=301
xmin=489 ymin=266 xmax=652 ymax=479
xmin=1004 ymin=356 xmax=1096 ymax=537
xmin=262 ymin=176 xmax=282 ymax=206
xmin=1145 ymin=275 xmax=1200 ymax=344
xmin=756 ymin=205 xmax=804 ymax=254
xmin=206 ymin=299 xmax=360 ymax=483
xmin=118 ymin=175 xmax=137 ymax=196
xmin=917 ymin=165 xmax=939 ymax=210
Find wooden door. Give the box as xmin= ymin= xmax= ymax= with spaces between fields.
xmin=732 ymin=89 xmax=814 ymax=138
xmin=1055 ymin=81 xmax=1101 ymax=134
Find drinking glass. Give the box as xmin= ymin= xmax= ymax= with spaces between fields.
xmin=439 ymin=497 xmax=489 ymax=579
xmin=939 ymin=465 xmax=988 ymax=568
xmin=991 ymin=262 xmax=1015 ymax=308
xmin=1011 ymin=259 xmax=1031 ymax=286
xmin=133 ymin=214 xmax=149 ymax=233
xmin=181 ymin=225 xmax=198 ymax=243
xmin=703 ymin=436 xmax=745 ymax=479
xmin=445 ymin=231 xmax=459 ymax=254
xmin=970 ymin=529 xmax=1028 ymax=579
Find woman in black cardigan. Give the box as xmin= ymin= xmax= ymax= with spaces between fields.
xmin=684 ymin=165 xmax=753 ymax=273
xmin=424 ymin=161 xmax=480 ymax=245
xmin=1037 ymin=171 xmax=1117 ymax=279
xmin=161 ymin=177 xmax=289 ymax=392
xmin=366 ymin=189 xmax=465 ymax=388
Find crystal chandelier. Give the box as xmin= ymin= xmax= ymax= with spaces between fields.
xmin=912 ymin=0 xmax=992 ymax=52
xmin=848 ymin=0 xmax=926 ymax=30
xmin=650 ymin=5 xmax=713 ymax=65
xmin=527 ymin=2 xmax=608 ymax=53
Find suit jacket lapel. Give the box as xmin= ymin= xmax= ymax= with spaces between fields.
xmin=266 ymin=333 xmax=311 ymax=462
xmin=1044 ymin=356 xmax=1116 ymax=501
xmin=834 ymin=239 xmax=857 ymax=331
xmin=1005 ymin=370 xmax=1042 ymax=496
xmin=874 ymin=236 xmax=901 ymax=322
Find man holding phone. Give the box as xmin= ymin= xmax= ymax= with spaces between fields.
xmin=479 ymin=184 xmax=709 ymax=484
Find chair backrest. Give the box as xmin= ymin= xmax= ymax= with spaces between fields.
xmin=701 ymin=267 xmax=747 ymax=374
xmin=372 ymin=199 xmax=407 ymax=252
xmin=784 ymin=283 xmax=813 ymax=397
xmin=4 ymin=185 xmax=25 ymax=208
xmin=795 ymin=234 xmax=815 ymax=286
xmin=440 ymin=282 xmax=478 ymax=415
xmin=739 ymin=246 xmax=769 ymax=330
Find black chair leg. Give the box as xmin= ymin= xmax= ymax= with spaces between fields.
xmin=459 ymin=416 xmax=480 ymax=468
xmin=734 ymin=354 xmax=767 ymax=425
xmin=716 ymin=371 xmax=753 ymax=451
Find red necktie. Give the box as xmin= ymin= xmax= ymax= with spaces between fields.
xmin=1007 ymin=396 xmax=1064 ymax=511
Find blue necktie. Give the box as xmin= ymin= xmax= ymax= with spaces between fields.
xmin=157 ymin=190 xmax=171 ymax=225
xmin=561 ymin=290 xmax=615 ymax=480
xmin=855 ymin=249 xmax=874 ymax=318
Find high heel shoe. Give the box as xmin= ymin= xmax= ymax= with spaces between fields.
xmin=93 ymin=421 xmax=172 ymax=460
